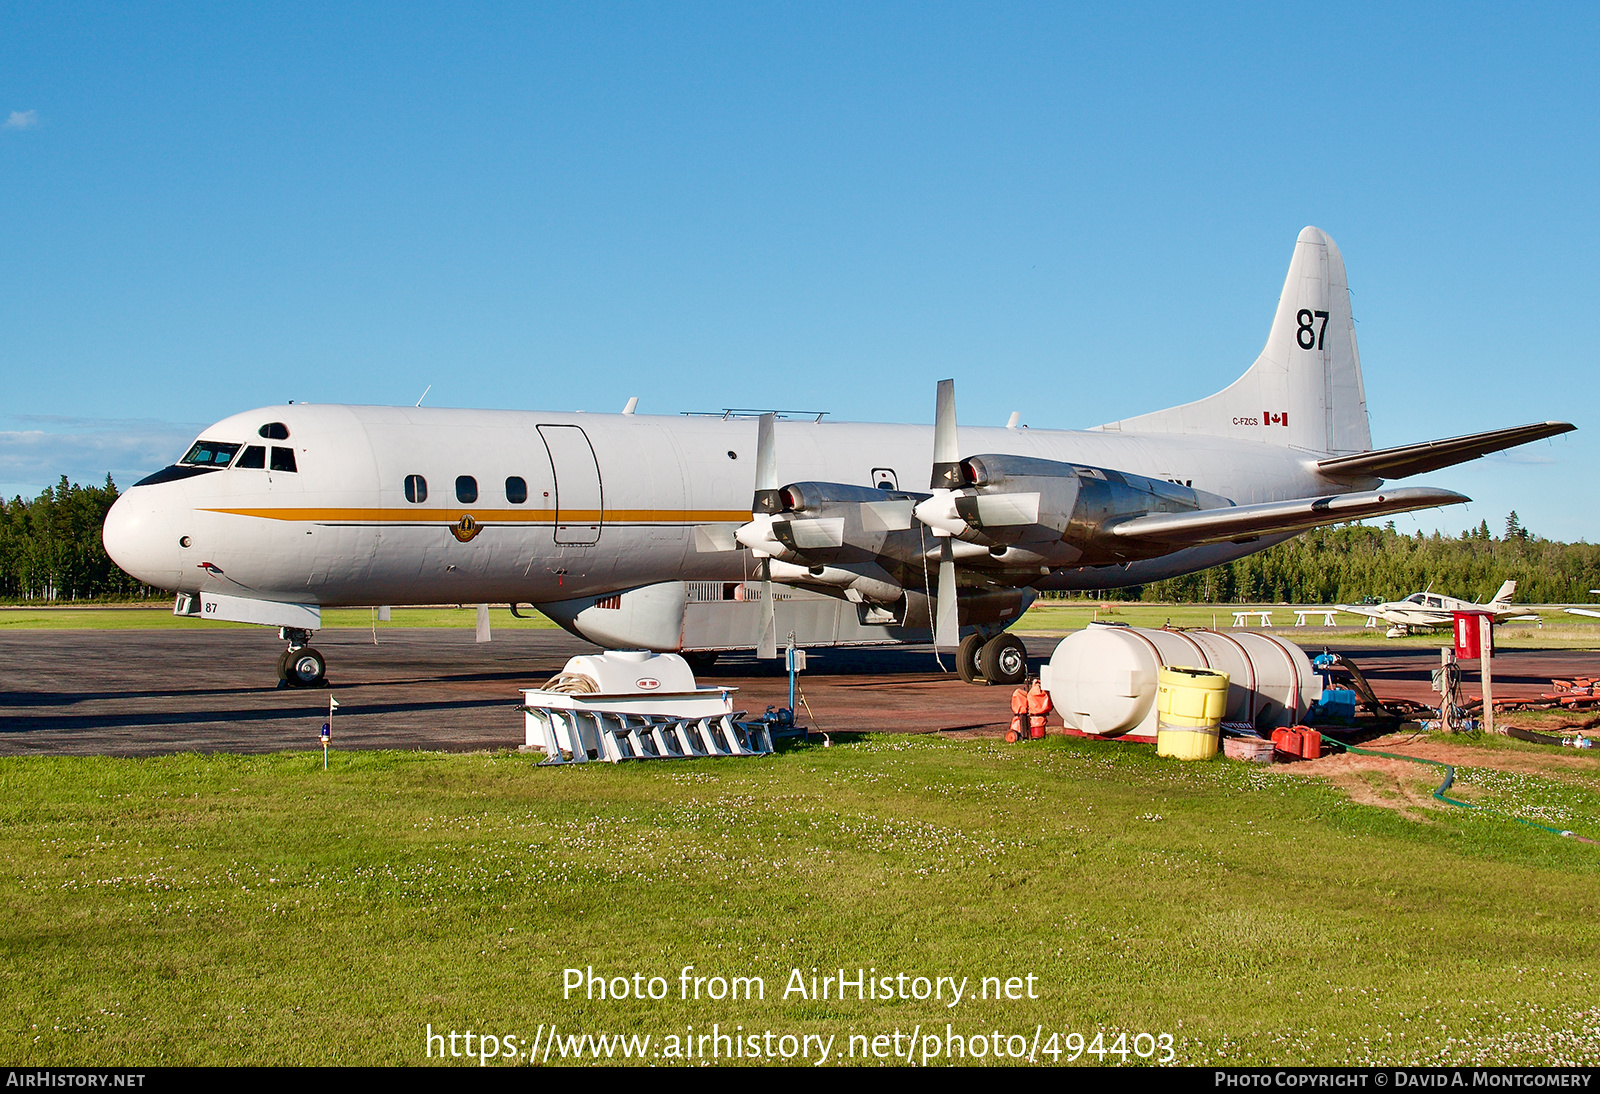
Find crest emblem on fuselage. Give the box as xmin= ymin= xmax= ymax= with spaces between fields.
xmin=450 ymin=515 xmax=482 ymax=543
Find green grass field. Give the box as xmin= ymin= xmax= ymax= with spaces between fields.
xmin=2 ymin=735 xmax=1597 ymax=1067
xmin=1016 ymin=602 xmax=1600 ymax=649
xmin=6 ymin=600 xmax=1598 ymax=649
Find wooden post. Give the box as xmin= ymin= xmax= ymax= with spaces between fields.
xmin=1479 ymin=614 xmax=1496 ymax=735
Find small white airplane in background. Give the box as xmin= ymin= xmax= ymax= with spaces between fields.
xmin=101 ymin=227 xmax=1573 ymax=688
xmin=1336 ymin=580 xmax=1540 ymax=637
xmin=1564 ymin=592 xmax=1600 ymax=620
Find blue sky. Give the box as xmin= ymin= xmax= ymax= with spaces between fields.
xmin=2 ymin=4 xmax=1595 ymax=540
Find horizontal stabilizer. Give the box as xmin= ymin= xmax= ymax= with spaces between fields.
xmin=1317 ymin=422 xmax=1574 ymax=481
xmin=1109 ymin=487 xmax=1468 ymax=546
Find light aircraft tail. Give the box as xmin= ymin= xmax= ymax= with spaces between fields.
xmin=1096 ymin=226 xmax=1371 ymax=457
xmin=1489 ymin=579 xmax=1516 ymax=606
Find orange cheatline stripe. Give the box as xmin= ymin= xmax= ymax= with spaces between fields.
xmin=199 ymin=507 xmax=754 ymax=524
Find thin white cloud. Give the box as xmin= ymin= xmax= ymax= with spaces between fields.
xmin=4 ymin=110 xmax=38 ymax=129
xmin=0 ymin=421 xmax=203 ymax=498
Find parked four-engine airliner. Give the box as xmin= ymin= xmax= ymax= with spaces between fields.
xmin=101 ymin=228 xmax=1573 ymax=687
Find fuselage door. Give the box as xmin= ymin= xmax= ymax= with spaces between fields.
xmin=539 ymin=425 xmax=604 ymax=545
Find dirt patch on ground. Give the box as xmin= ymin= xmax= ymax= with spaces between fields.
xmin=1281 ymin=751 xmax=1452 ymax=819
xmin=1330 ymin=730 xmax=1600 ymax=777
xmin=1277 ymin=728 xmax=1598 ymax=819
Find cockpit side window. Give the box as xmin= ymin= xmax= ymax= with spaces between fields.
xmin=269 ymin=446 xmax=297 ymax=473
xmin=181 ymin=441 xmax=242 ymax=467
xmin=237 ymin=445 xmax=266 ymax=469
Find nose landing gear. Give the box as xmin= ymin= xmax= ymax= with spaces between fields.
xmin=277 ymin=628 xmax=327 ymax=688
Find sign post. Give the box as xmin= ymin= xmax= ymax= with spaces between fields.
xmin=1479 ymin=614 xmax=1495 ymax=736
xmin=1452 ymin=611 xmax=1495 ymax=734
xmin=321 ymin=695 xmax=339 ymax=769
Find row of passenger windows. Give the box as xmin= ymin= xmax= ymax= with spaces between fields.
xmin=181 ymin=441 xmax=297 ymax=473
xmin=403 ymin=475 xmax=528 ymax=505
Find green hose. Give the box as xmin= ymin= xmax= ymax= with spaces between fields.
xmin=1326 ymin=738 xmax=1595 ymax=843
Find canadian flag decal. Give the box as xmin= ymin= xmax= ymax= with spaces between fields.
xmin=1264 ymin=411 xmax=1289 ymax=427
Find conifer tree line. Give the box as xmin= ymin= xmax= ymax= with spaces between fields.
xmin=4 ymin=476 xmax=1598 ymax=606
xmin=0 ymin=477 xmax=155 ymax=600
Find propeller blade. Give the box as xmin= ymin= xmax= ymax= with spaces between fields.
xmin=931 ymin=379 xmax=961 ymax=490
xmin=745 ymin=412 xmax=779 ymax=658
xmin=934 ymin=538 xmax=959 ymax=650
xmin=955 ymin=491 xmax=1042 ymax=528
xmin=775 ymin=516 xmax=845 ymax=550
xmin=859 ymin=498 xmax=915 ymax=532
xmin=693 ymin=524 xmax=739 ymax=553
xmin=753 ymin=412 xmax=780 ymax=513
xmin=757 ymin=557 xmax=778 ymax=659
xmin=919 ymin=379 xmax=961 ymax=651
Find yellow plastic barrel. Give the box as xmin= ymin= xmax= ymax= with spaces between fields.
xmin=1155 ymin=666 xmax=1230 ymax=760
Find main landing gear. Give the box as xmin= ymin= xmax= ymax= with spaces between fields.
xmin=277 ymin=627 xmax=327 ymax=688
xmin=955 ymin=632 xmax=1028 ymax=686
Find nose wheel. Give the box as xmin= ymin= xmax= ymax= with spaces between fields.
xmin=277 ymin=639 xmax=327 ymax=689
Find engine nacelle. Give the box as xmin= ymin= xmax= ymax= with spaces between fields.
xmin=938 ymin=454 xmax=1234 ymax=566
xmin=744 ymin=481 xmax=920 ymax=567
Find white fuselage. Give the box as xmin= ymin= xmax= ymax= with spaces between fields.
xmin=1347 ymin=594 xmax=1524 ymax=630
xmin=103 ymin=403 xmax=1341 ymax=608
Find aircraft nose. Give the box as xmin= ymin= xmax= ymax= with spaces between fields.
xmin=103 ymin=489 xmax=186 ymax=592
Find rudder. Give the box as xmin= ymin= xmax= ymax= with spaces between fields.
xmin=1096 ymin=227 xmax=1372 ymax=456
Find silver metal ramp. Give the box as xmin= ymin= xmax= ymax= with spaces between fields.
xmin=520 ymin=706 xmax=775 ymax=765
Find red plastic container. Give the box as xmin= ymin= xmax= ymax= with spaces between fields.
xmin=1271 ymin=726 xmax=1302 ymax=760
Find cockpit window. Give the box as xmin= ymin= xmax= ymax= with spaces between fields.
xmin=259 ymin=422 xmax=290 ymax=440
xmin=237 ymin=445 xmax=266 ymax=469
xmin=270 ymin=446 xmax=297 ymax=473
xmin=181 ymin=441 xmax=241 ymax=467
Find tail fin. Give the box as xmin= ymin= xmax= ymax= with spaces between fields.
xmin=1095 ymin=227 xmax=1372 ymax=456
xmin=1489 ymin=579 xmax=1516 ymax=606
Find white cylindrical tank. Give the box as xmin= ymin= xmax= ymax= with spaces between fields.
xmin=1039 ymin=622 xmax=1321 ymax=738
xmin=558 ymin=650 xmax=700 ymax=694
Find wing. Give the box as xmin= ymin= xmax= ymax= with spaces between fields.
xmin=1333 ymin=604 xmax=1394 ymax=624
xmin=1107 ymin=486 xmax=1467 ymax=546
xmin=1316 ymin=422 xmax=1574 ymax=481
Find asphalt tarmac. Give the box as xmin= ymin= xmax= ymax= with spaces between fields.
xmin=3 ymin=629 xmax=1596 ymax=757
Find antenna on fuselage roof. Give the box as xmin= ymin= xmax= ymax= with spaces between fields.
xmin=415 ymin=385 xmax=432 ymax=407
xmin=681 ymin=408 xmax=830 ymax=423
xmin=621 ymin=396 xmax=638 ymax=415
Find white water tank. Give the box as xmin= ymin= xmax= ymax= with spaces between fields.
xmin=559 ymin=650 xmax=700 ymax=695
xmin=1039 ymin=622 xmax=1321 ymax=738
